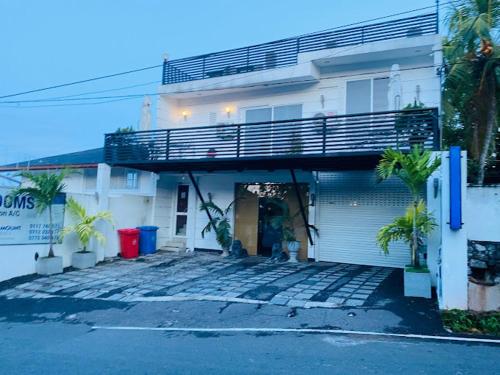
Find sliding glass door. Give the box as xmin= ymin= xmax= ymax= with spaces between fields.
xmin=243 ymin=104 xmax=302 ymax=156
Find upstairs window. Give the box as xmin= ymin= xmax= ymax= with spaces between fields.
xmin=346 ymin=77 xmax=389 ymax=114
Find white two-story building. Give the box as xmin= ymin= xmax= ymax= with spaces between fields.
xmin=105 ymin=12 xmax=442 ymax=268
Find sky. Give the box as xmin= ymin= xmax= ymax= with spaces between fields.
xmin=0 ymin=0 xmax=440 ymax=164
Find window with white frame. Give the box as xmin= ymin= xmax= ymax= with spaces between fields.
xmin=110 ymin=168 xmax=140 ymax=190
xmin=346 ymin=77 xmax=389 ymax=114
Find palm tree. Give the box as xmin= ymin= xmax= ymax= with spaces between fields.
xmin=13 ymin=169 xmax=72 ymax=257
xmin=377 ymin=200 xmax=437 ymax=260
xmin=443 ymin=0 xmax=499 ymax=185
xmin=200 ymin=194 xmax=234 ymax=257
xmin=61 ymin=197 xmax=113 ymax=252
xmin=376 ymin=146 xmax=441 ymax=267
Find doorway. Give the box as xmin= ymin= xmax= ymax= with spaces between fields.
xmin=257 ymin=197 xmax=285 ymax=256
xmin=234 ymin=183 xmax=309 ymax=260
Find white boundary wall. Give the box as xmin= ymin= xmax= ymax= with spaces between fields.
xmin=466 ymin=186 xmax=500 ymax=242
xmin=0 ymin=164 xmax=156 ymax=282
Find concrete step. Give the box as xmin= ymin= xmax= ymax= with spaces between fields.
xmin=160 ymin=240 xmax=187 ymax=253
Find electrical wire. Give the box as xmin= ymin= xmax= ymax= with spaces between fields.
xmin=0 ymin=62 xmax=446 ymax=106
xmin=0 ymin=64 xmax=162 ymax=100
xmin=0 ymin=2 xmax=454 ymax=101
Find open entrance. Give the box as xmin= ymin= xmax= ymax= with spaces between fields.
xmin=234 ymin=183 xmax=309 ymax=260
xmin=257 ymin=197 xmax=285 ymax=256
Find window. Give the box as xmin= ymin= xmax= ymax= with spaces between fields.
xmin=110 ymin=168 xmax=140 ymax=190
xmin=175 ymin=185 xmax=189 ymax=236
xmin=346 ymin=78 xmax=389 ymax=114
xmin=126 ymin=171 xmax=138 ymax=189
xmin=373 ymin=77 xmax=390 ymax=112
xmin=346 ymin=79 xmax=371 ymax=114
xmin=243 ymin=104 xmax=303 ymax=155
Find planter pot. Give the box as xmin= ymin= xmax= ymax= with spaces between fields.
xmin=36 ymin=256 xmax=63 ymax=276
xmin=404 ymin=266 xmax=431 ymax=298
xmin=72 ymin=251 xmax=97 ymax=269
xmin=287 ymin=241 xmax=300 ymax=263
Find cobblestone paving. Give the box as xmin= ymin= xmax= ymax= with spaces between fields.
xmin=0 ymin=251 xmax=394 ymax=308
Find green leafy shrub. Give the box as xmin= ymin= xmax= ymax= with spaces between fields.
xmin=442 ymin=309 xmax=500 ymax=336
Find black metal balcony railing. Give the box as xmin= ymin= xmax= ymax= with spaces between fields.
xmin=162 ymin=13 xmax=438 ymax=85
xmin=104 ymin=108 xmax=439 ymax=168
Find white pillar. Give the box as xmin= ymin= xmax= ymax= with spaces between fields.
xmin=426 ymin=152 xmax=442 ymax=286
xmin=438 ymin=151 xmax=468 ymax=309
xmin=95 ymin=163 xmax=112 ymax=261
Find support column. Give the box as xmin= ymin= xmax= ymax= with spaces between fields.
xmin=188 ymin=171 xmax=216 ymax=232
xmin=438 ymin=150 xmax=468 ymax=309
xmin=290 ymin=169 xmax=314 ymax=246
xmin=95 ymin=163 xmax=112 ymax=261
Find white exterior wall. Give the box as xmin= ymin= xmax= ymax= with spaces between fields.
xmin=158 ymin=53 xmax=440 ymax=130
xmin=466 ymin=186 xmax=500 ymax=242
xmin=0 ymin=192 xmax=98 ymax=282
xmin=0 ymin=165 xmax=158 ymax=282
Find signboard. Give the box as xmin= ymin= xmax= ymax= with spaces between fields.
xmin=0 ymin=187 xmax=66 ymax=245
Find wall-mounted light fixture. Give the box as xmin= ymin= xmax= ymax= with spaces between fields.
xmin=225 ymin=107 xmax=232 ymax=118
xmin=182 ymin=110 xmax=188 ymax=121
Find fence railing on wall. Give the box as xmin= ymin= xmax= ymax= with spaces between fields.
xmin=162 ymin=13 xmax=438 ymax=85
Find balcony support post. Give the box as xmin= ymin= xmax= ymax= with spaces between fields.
xmin=289 ymin=169 xmax=314 ymax=246
xmin=188 ymin=171 xmax=216 ymax=232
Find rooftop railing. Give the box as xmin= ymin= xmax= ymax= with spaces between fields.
xmin=104 ymin=108 xmax=439 ymax=168
xmin=162 ymin=13 xmax=438 ymax=85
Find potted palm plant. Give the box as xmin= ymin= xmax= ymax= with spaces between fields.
xmin=61 ymin=197 xmax=113 ymax=269
xmin=200 ymin=194 xmax=234 ymax=257
xmin=14 ymin=169 xmax=72 ymax=275
xmin=376 ymin=146 xmax=441 ymax=298
xmin=270 ymin=202 xmax=318 ymax=263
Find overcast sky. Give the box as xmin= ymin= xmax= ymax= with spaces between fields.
xmin=0 ymin=0 xmax=439 ymax=164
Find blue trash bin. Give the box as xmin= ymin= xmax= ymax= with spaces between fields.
xmin=137 ymin=226 xmax=159 ymax=255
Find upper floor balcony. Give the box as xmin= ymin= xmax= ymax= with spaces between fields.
xmin=104 ymin=108 xmax=439 ymax=172
xmin=161 ymin=13 xmax=438 ymax=91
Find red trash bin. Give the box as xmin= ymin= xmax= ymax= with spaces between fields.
xmin=117 ymin=228 xmax=140 ymax=259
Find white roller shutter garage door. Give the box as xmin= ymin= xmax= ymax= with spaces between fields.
xmin=317 ymin=171 xmax=413 ymax=268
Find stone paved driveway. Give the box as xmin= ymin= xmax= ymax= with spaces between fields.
xmin=0 ymin=251 xmax=395 ymax=309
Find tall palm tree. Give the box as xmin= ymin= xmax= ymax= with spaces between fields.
xmin=377 ymin=147 xmax=441 ymax=267
xmin=13 ymin=169 xmax=72 ymax=257
xmin=443 ymin=0 xmax=499 ymax=185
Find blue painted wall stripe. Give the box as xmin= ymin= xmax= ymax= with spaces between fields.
xmin=449 ymin=146 xmax=462 ymax=230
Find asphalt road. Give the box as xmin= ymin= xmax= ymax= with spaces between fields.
xmin=0 ymin=319 xmax=498 ymax=374
xmin=0 ymin=294 xmax=498 ymax=374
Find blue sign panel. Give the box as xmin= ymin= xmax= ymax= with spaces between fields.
xmin=449 ymin=146 xmax=462 ymax=230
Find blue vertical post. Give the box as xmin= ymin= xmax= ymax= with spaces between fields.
xmin=449 ymin=146 xmax=462 ymax=230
